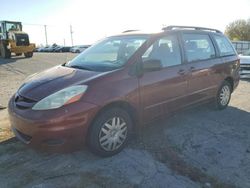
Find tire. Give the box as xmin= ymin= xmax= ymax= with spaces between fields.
xmin=15 ymin=53 xmax=22 ymax=56
xmin=215 ymin=80 xmax=232 ymax=110
xmin=24 ymin=52 xmax=33 ymax=58
xmin=0 ymin=43 xmax=11 ymax=58
xmin=87 ymin=108 xmax=132 ymax=157
xmin=76 ymin=50 xmax=80 ymax=53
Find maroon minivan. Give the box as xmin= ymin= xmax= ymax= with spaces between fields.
xmin=8 ymin=26 xmax=240 ymax=156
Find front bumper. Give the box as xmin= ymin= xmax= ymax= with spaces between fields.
xmin=9 ymin=41 xmax=35 ymax=53
xmin=8 ymin=95 xmax=98 ymax=152
xmin=240 ymin=64 xmax=250 ymax=78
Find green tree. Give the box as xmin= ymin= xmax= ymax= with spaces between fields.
xmin=225 ymin=19 xmax=250 ymax=41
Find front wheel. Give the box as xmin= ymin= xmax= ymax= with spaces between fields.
xmin=87 ymin=108 xmax=132 ymax=157
xmin=24 ymin=52 xmax=33 ymax=58
xmin=215 ymin=80 xmax=232 ymax=110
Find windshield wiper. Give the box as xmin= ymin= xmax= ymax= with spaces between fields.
xmin=68 ymin=65 xmax=93 ymax=71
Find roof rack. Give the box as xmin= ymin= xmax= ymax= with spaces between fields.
xmin=162 ymin=25 xmax=222 ymax=33
xmin=122 ymin=30 xmax=139 ymax=33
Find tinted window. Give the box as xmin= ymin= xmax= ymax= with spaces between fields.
xmin=183 ymin=34 xmax=215 ymax=62
xmin=142 ymin=35 xmax=182 ymax=67
xmin=214 ymin=35 xmax=235 ymax=56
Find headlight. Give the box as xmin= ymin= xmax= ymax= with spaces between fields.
xmin=32 ymin=85 xmax=88 ymax=110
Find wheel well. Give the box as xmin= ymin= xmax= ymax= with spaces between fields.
xmin=225 ymin=77 xmax=234 ymax=90
xmin=91 ymin=101 xmax=138 ymax=129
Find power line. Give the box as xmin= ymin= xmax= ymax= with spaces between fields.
xmin=21 ymin=22 xmax=76 ymax=46
xmin=23 ymin=23 xmax=69 ymax=28
xmin=22 ymin=23 xmax=53 ymax=27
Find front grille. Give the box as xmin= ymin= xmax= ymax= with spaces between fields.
xmin=240 ymin=64 xmax=250 ymax=70
xmin=15 ymin=34 xmax=30 ymax=46
xmin=15 ymin=93 xmax=37 ymax=109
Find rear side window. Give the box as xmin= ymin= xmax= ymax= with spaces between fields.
xmin=183 ymin=34 xmax=216 ymax=62
xmin=213 ymin=35 xmax=235 ymax=56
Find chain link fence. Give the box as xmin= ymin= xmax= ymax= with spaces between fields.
xmin=232 ymin=41 xmax=250 ymax=54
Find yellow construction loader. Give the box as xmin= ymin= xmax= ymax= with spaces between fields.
xmin=0 ymin=20 xmax=35 ymax=58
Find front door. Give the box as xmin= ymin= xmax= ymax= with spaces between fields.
xmin=139 ymin=34 xmax=189 ymax=123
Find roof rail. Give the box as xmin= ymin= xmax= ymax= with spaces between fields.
xmin=162 ymin=25 xmax=222 ymax=33
xmin=122 ymin=30 xmax=139 ymax=33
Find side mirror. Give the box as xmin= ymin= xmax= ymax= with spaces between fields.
xmin=143 ymin=59 xmax=163 ymax=72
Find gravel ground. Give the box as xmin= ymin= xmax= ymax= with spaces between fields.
xmin=0 ymin=53 xmax=250 ymax=188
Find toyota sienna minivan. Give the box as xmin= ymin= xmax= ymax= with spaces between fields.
xmin=9 ymin=26 xmax=240 ymax=156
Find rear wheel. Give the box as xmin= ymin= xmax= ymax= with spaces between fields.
xmin=87 ymin=108 xmax=132 ymax=157
xmin=24 ymin=52 xmax=33 ymax=58
xmin=0 ymin=43 xmax=11 ymax=58
xmin=15 ymin=53 xmax=22 ymax=56
xmin=215 ymin=80 xmax=232 ymax=110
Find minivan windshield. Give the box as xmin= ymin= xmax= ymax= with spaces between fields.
xmin=66 ymin=36 xmax=148 ymax=72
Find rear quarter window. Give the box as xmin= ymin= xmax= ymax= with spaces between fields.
xmin=213 ymin=35 xmax=236 ymax=56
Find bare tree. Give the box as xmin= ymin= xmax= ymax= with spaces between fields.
xmin=225 ymin=19 xmax=250 ymax=41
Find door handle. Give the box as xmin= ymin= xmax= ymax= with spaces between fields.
xmin=178 ymin=69 xmax=186 ymax=75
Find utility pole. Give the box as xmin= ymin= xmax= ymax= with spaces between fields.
xmin=44 ymin=25 xmax=48 ymax=46
xmin=70 ymin=25 xmax=74 ymax=46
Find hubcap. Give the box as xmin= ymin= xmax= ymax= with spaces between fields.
xmin=99 ymin=117 xmax=127 ymax=151
xmin=220 ymin=85 xmax=230 ymax=106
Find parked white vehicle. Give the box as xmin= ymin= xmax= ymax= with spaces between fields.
xmin=239 ymin=49 xmax=250 ymax=78
xmin=70 ymin=45 xmax=90 ymax=53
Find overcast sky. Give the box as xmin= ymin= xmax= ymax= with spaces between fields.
xmin=1 ymin=0 xmax=250 ymax=46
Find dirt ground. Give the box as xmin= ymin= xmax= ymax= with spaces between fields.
xmin=0 ymin=53 xmax=250 ymax=188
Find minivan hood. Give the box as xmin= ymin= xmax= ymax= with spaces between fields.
xmin=18 ymin=65 xmax=103 ymax=101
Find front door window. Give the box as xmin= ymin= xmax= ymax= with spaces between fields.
xmin=142 ymin=35 xmax=182 ymax=68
